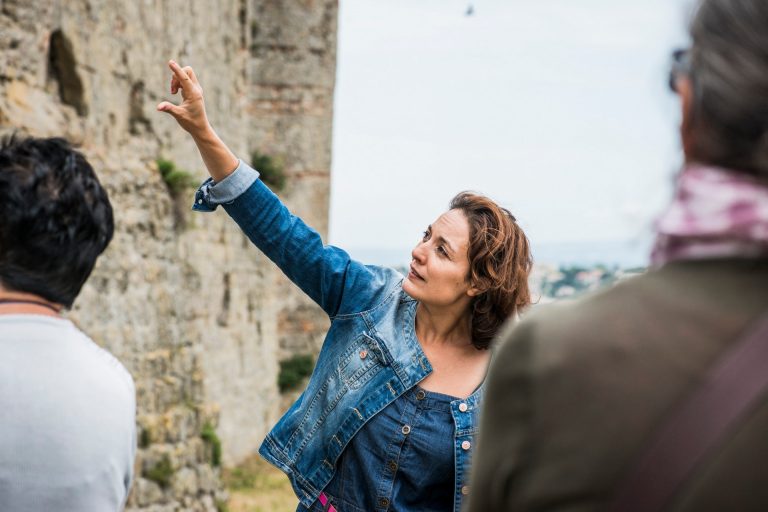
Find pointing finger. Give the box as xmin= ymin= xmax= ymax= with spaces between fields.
xmin=183 ymin=66 xmax=199 ymax=85
xmin=168 ymin=60 xmax=191 ymax=84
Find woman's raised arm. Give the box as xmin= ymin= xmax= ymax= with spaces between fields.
xmin=155 ymin=60 xmax=401 ymax=318
xmin=156 ymin=60 xmax=239 ymax=182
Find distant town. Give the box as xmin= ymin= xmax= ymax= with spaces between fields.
xmin=392 ymin=262 xmax=646 ymax=303
xmin=358 ymin=240 xmax=649 ymax=304
xmin=529 ymin=263 xmax=646 ymax=303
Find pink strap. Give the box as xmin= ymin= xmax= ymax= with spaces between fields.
xmin=318 ymin=492 xmax=338 ymax=512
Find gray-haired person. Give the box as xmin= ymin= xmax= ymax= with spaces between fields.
xmin=0 ymin=136 xmax=136 ymax=511
xmin=469 ymin=0 xmax=768 ymax=511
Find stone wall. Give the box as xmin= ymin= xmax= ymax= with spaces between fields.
xmin=0 ymin=0 xmax=337 ymax=509
xmin=248 ymin=0 xmax=335 ymax=362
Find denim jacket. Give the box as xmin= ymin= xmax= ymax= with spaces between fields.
xmin=194 ymin=161 xmax=483 ymax=511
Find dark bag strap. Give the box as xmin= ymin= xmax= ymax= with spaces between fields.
xmin=608 ymin=313 xmax=768 ymax=512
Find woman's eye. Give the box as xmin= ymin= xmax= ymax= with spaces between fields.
xmin=437 ymin=246 xmax=448 ymax=257
xmin=422 ymin=230 xmax=430 ymax=241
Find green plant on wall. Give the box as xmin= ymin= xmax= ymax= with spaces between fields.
xmin=278 ymin=354 xmax=314 ymax=392
xmin=139 ymin=428 xmax=152 ymax=449
xmin=201 ymin=422 xmax=223 ymax=467
xmin=250 ymin=150 xmax=286 ymax=192
xmin=143 ymin=454 xmax=174 ymax=488
xmin=156 ymin=158 xmax=196 ymax=196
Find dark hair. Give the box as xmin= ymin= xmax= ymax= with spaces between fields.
xmin=0 ymin=135 xmax=114 ymax=308
xmin=686 ymin=0 xmax=768 ymax=175
xmin=450 ymin=192 xmax=532 ymax=350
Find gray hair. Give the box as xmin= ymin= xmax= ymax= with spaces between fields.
xmin=688 ymin=0 xmax=768 ymax=176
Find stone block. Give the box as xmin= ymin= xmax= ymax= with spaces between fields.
xmin=131 ymin=477 xmax=164 ymax=507
xmin=171 ymin=467 xmax=198 ymax=499
xmin=196 ymin=464 xmax=219 ymax=494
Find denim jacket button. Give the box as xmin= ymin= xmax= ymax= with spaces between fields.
xmin=458 ymin=402 xmax=468 ymax=412
xmin=416 ymin=389 xmax=426 ymax=400
xmin=461 ymin=485 xmax=470 ymax=495
xmin=359 ymin=350 xmax=367 ymax=359
xmin=378 ymin=497 xmax=390 ymax=507
xmin=401 ymin=424 xmax=411 ymax=435
xmin=388 ymin=460 xmax=398 ymax=471
xmin=461 ymin=440 xmax=471 ymax=450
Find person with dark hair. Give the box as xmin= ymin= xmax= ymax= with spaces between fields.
xmin=467 ymin=0 xmax=768 ymax=511
xmin=157 ymin=61 xmax=532 ymax=511
xmin=0 ymin=136 xmax=136 ymax=511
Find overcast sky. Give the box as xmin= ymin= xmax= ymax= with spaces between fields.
xmin=329 ymin=0 xmax=694 ymax=265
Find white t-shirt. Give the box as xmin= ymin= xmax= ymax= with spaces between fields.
xmin=0 ymin=315 xmax=136 ymax=511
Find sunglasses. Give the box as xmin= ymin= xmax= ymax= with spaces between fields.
xmin=668 ymin=48 xmax=691 ymax=93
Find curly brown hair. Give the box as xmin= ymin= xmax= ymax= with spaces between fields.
xmin=450 ymin=192 xmax=532 ymax=350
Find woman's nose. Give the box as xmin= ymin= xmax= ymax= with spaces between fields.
xmin=412 ymin=242 xmax=427 ymax=262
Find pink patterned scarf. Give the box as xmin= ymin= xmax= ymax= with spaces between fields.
xmin=651 ymin=164 xmax=768 ymax=267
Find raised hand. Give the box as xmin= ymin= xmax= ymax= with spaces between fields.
xmin=156 ymin=60 xmax=238 ymax=181
xmin=157 ymin=60 xmax=210 ymax=138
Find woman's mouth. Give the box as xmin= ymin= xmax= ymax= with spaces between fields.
xmin=409 ymin=265 xmax=425 ymax=281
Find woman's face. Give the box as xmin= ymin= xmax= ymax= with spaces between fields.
xmin=403 ymin=209 xmax=478 ymax=308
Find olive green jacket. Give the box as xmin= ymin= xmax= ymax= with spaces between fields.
xmin=467 ymin=259 xmax=768 ymax=512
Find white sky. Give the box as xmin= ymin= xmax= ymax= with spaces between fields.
xmin=329 ymin=0 xmax=694 ymax=263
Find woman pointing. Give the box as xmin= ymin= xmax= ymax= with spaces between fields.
xmin=158 ymin=60 xmax=532 ymax=512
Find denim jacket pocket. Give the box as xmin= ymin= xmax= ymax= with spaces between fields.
xmin=337 ymin=333 xmax=389 ymax=390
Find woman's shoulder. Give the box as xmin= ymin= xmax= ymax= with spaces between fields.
xmin=333 ymin=263 xmax=406 ymax=318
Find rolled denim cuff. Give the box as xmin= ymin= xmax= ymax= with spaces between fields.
xmin=191 ymin=159 xmax=260 ymax=212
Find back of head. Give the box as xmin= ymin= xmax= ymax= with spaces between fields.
xmin=0 ymin=136 xmax=114 ymax=308
xmin=687 ymin=0 xmax=768 ymax=176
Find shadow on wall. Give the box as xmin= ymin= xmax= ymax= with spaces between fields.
xmin=48 ymin=30 xmax=87 ymax=117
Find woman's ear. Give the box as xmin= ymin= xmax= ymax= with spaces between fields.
xmin=467 ymin=284 xmax=484 ymax=297
xmin=678 ymin=76 xmax=696 ymax=161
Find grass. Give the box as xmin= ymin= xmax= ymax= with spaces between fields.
xmin=139 ymin=428 xmax=152 ymax=448
xmin=156 ymin=158 xmax=196 ymax=196
xmin=250 ymin=151 xmax=286 ymax=192
xmin=143 ymin=454 xmax=174 ymax=488
xmin=201 ymin=423 xmax=223 ymax=467
xmin=223 ymin=455 xmax=297 ymax=512
xmin=277 ymin=354 xmax=314 ymax=392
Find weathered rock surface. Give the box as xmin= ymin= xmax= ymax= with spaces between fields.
xmin=0 ymin=0 xmax=337 ymax=508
